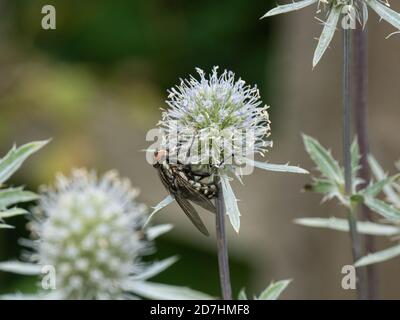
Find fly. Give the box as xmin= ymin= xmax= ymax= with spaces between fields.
xmin=153 ymin=149 xmax=218 ymax=236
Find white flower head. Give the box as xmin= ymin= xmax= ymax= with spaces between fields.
xmin=159 ymin=66 xmax=271 ymax=173
xmin=30 ymin=169 xmax=148 ymax=299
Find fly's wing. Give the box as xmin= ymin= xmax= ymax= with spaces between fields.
xmin=155 ymin=165 xmax=210 ymax=236
xmin=156 ymin=165 xmax=174 ymax=191
xmin=175 ymin=195 xmax=210 ymax=236
xmin=175 ymin=174 xmax=216 ymax=214
xmin=187 ymin=195 xmax=216 ymax=214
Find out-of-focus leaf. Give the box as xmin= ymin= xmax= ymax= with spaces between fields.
xmin=130 ymin=256 xmax=178 ymax=281
xmin=0 ymin=140 xmax=49 ymax=184
xmin=355 ymin=243 xmax=400 ymax=267
xmin=295 ymin=217 xmax=400 ymax=236
xmin=261 ymin=0 xmax=318 ymax=18
xmin=0 ymin=224 xmax=13 ymax=229
xmin=0 ymin=207 xmax=28 ymax=219
xmin=313 ymin=6 xmax=341 ymax=67
xmin=0 ymin=188 xmax=38 ymax=210
xmin=125 ymin=281 xmax=214 ymax=300
xmin=144 ymin=195 xmax=175 ymax=227
xmin=257 ymin=280 xmax=291 ymax=300
xmin=303 ymin=135 xmax=343 ymax=184
xmin=146 ymin=224 xmax=173 ymax=240
xmin=220 ymin=175 xmax=241 ymax=233
xmin=238 ymin=288 xmax=248 ymax=300
xmin=0 ymin=261 xmax=42 ymax=275
xmin=0 ymin=294 xmax=42 ymax=300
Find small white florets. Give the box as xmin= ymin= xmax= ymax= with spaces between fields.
xmin=159 ymin=67 xmax=271 ymax=168
xmin=29 ymin=169 xmax=148 ymax=299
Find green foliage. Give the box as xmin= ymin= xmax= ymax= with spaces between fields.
xmin=0 ymin=141 xmax=48 ymax=228
xmin=301 ymin=136 xmax=400 ymax=267
xmin=313 ymin=6 xmax=341 ymax=68
xmin=295 ymin=217 xmax=400 ymax=236
xmin=355 ymin=243 xmax=400 ymax=267
xmin=367 ymin=0 xmax=400 ymax=30
xmin=302 ymin=135 xmax=400 ymax=214
xmin=221 ymin=175 xmax=241 ymax=233
xmin=238 ymin=279 xmax=291 ymax=300
xmin=303 ymin=134 xmax=344 ymax=185
xmin=351 ymin=156 xmax=400 ymax=267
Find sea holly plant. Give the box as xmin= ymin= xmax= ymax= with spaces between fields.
xmin=353 ymin=156 xmax=400 ymax=267
xmin=0 ymin=141 xmax=48 ymax=229
xmin=299 ymin=156 xmax=400 ymax=268
xmin=0 ymin=169 xmax=212 ymax=300
xmin=147 ymin=67 xmax=308 ymax=299
xmin=261 ymin=0 xmax=400 ymax=67
xmin=296 ymin=136 xmax=400 ymax=271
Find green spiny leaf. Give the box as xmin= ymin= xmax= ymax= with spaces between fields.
xmin=367 ymin=0 xmax=400 ymax=30
xmin=364 ymin=197 xmax=400 ymax=221
xmin=0 ymin=188 xmax=38 ymax=210
xmin=355 ymin=243 xmax=400 ymax=267
xmin=247 ymin=159 xmax=309 ymax=174
xmin=257 ymin=280 xmax=292 ymax=300
xmin=0 ymin=140 xmax=49 ymax=184
xmin=0 ymin=207 xmax=28 ymax=219
xmin=313 ymin=6 xmax=342 ymax=67
xmin=368 ymin=155 xmax=400 ymax=207
xmin=261 ymin=0 xmax=318 ymax=19
xmin=303 ymin=135 xmax=343 ymax=184
xmin=361 ymin=174 xmax=400 ymax=198
xmin=295 ymin=217 xmax=400 ymax=236
xmin=220 ymin=175 xmax=241 ymax=233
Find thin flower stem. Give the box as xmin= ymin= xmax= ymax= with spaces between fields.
xmin=343 ymin=28 xmax=352 ymax=195
xmin=347 ymin=208 xmax=360 ymax=263
xmin=353 ymin=25 xmax=378 ymax=299
xmin=343 ymin=27 xmax=367 ymax=300
xmin=216 ymin=182 xmax=232 ymax=300
xmin=347 ymin=206 xmax=364 ymax=289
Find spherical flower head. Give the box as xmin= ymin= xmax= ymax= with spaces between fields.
xmin=159 ymin=67 xmax=271 ymax=171
xmin=30 ymin=169 xmax=148 ymax=299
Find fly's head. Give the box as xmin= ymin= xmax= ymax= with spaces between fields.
xmin=153 ymin=149 xmax=168 ymax=168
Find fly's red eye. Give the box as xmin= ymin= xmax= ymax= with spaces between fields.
xmin=155 ymin=150 xmax=167 ymax=162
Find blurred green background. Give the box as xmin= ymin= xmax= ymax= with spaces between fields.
xmin=1 ymin=0 xmax=400 ymax=299
xmin=0 ymin=0 xmax=276 ymax=298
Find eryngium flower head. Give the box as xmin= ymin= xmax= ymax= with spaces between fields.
xmin=29 ymin=169 xmax=147 ymax=299
xmin=159 ymin=67 xmax=271 ymax=171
